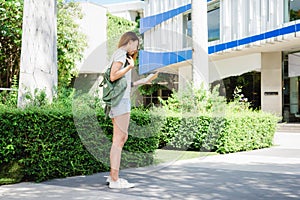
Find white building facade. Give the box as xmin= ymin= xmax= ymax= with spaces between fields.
xmin=73 ymin=1 xmax=144 ymax=92
xmin=104 ymin=1 xmax=144 ymax=21
xmin=76 ymin=1 xmax=144 ymax=74
xmin=139 ymin=0 xmax=300 ymax=122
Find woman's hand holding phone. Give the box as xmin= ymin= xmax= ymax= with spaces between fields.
xmin=126 ymin=55 xmax=135 ymax=70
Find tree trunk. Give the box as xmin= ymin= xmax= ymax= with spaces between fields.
xmin=18 ymin=0 xmax=58 ymax=107
xmin=192 ymin=0 xmax=208 ymax=89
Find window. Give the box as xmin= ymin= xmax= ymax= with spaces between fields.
xmin=143 ymin=88 xmax=172 ymax=106
xmin=182 ymin=12 xmax=192 ymax=48
xmin=285 ymin=0 xmax=300 ymax=22
xmin=208 ymin=1 xmax=220 ymax=41
xmin=182 ymin=1 xmax=220 ymax=46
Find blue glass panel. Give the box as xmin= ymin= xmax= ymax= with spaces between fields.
xmin=238 ymin=37 xmax=251 ymax=45
xmin=215 ymin=43 xmax=226 ymax=52
xmin=156 ymin=13 xmax=163 ymax=25
xmin=280 ymin=25 xmax=296 ymax=35
xmin=140 ymin=4 xmax=192 ymax=33
xmin=265 ymin=29 xmax=280 ymax=39
xmin=226 ymin=41 xmax=238 ymax=49
xmin=208 ymin=46 xmax=215 ymax=54
xmin=186 ymin=50 xmax=192 ymax=60
xmin=251 ymin=34 xmax=264 ymax=43
xmin=177 ymin=50 xmax=187 ymax=62
xmin=169 ymin=52 xmax=178 ymax=65
xmin=296 ymin=23 xmax=300 ymax=31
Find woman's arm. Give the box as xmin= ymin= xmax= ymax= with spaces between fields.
xmin=132 ymin=71 xmax=159 ymax=86
xmin=110 ymin=57 xmax=134 ymax=82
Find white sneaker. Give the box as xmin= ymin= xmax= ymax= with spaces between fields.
xmin=109 ymin=178 xmax=135 ymax=189
xmin=106 ymin=176 xmax=112 ymax=184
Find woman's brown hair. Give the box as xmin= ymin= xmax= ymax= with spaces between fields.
xmin=118 ymin=31 xmax=139 ymax=60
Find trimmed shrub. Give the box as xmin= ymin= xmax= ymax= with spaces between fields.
xmin=0 ymin=105 xmax=160 ymax=184
xmin=216 ymin=111 xmax=278 ymax=153
xmin=157 ymin=84 xmax=279 ymax=153
xmin=158 ymin=111 xmax=278 ymax=154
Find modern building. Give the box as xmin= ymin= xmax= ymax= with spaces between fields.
xmin=74 ymin=0 xmax=144 ymax=74
xmin=77 ymin=2 xmax=107 ymax=75
xmin=139 ymin=0 xmax=300 ymax=122
xmin=104 ymin=1 xmax=144 ymax=21
xmin=72 ymin=1 xmax=144 ymax=92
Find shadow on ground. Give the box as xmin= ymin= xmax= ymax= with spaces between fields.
xmin=37 ymin=161 xmax=300 ymax=200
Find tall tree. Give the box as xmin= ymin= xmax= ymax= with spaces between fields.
xmin=0 ymin=0 xmax=23 ymax=88
xmin=57 ymin=0 xmax=87 ymax=89
xmin=192 ymin=0 xmax=208 ymax=89
xmin=18 ymin=0 xmax=58 ymax=107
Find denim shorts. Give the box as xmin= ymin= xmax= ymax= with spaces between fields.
xmin=109 ymin=98 xmax=131 ymax=118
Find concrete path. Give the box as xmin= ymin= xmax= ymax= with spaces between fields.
xmin=1 ymin=132 xmax=300 ymax=200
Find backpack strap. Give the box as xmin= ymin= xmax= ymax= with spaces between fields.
xmin=104 ymin=105 xmax=111 ymax=119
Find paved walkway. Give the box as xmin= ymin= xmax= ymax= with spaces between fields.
xmin=0 ymin=132 xmax=300 ymax=200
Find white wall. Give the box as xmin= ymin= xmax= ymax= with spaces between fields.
xmin=109 ymin=11 xmax=138 ymax=22
xmin=144 ymin=0 xmax=190 ymax=16
xmin=220 ymin=0 xmax=284 ymax=43
xmin=105 ymin=1 xmax=144 ymax=21
xmin=144 ymin=0 xmax=189 ymax=52
xmin=179 ymin=65 xmax=192 ymax=93
xmin=78 ymin=3 xmax=107 ymax=73
xmin=261 ymin=52 xmax=282 ymax=116
xmin=209 ymin=53 xmax=261 ymax=83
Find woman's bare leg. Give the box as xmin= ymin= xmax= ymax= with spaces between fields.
xmin=110 ymin=113 xmax=130 ymax=181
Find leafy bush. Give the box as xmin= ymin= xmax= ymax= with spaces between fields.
xmin=106 ymin=13 xmax=137 ymax=59
xmin=159 ymin=83 xmax=226 ymax=114
xmin=0 ymin=97 xmax=161 ymax=184
xmin=157 ymin=84 xmax=280 ymax=153
xmin=0 ymin=0 xmax=87 ymax=90
xmin=0 ymin=105 xmax=103 ymax=183
xmin=159 ymin=112 xmax=278 ymax=153
xmin=216 ymin=111 xmax=278 ymax=153
xmin=0 ymin=75 xmax=18 ymax=107
xmin=57 ymin=0 xmax=87 ymax=89
xmin=0 ymin=0 xmax=23 ymax=88
xmin=0 ymin=161 xmax=23 ymax=185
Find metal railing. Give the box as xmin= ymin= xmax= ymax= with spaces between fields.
xmin=0 ymin=88 xmax=18 ymax=91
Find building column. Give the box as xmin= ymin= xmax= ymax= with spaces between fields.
xmin=192 ymin=0 xmax=208 ymax=88
xmin=179 ymin=65 xmax=193 ymax=93
xmin=261 ymin=52 xmax=282 ymax=116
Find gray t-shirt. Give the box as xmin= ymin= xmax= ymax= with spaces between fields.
xmin=109 ymin=48 xmax=131 ymax=99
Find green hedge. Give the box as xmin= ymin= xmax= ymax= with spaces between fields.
xmin=0 ymin=101 xmax=279 ymax=185
xmin=216 ymin=112 xmax=278 ymax=153
xmin=0 ymin=105 xmax=160 ymax=184
xmin=159 ymin=111 xmax=279 ymax=153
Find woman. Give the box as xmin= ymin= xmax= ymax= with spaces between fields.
xmin=106 ymin=31 xmax=155 ymax=189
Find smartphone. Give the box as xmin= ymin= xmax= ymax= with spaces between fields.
xmin=125 ymin=53 xmax=131 ymax=67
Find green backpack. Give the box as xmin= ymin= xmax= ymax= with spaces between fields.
xmin=99 ymin=64 xmax=127 ymax=116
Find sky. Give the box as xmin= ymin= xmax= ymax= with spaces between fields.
xmin=67 ymin=0 xmax=143 ymax=5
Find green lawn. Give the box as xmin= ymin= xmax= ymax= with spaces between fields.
xmin=154 ymin=149 xmax=218 ymax=164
